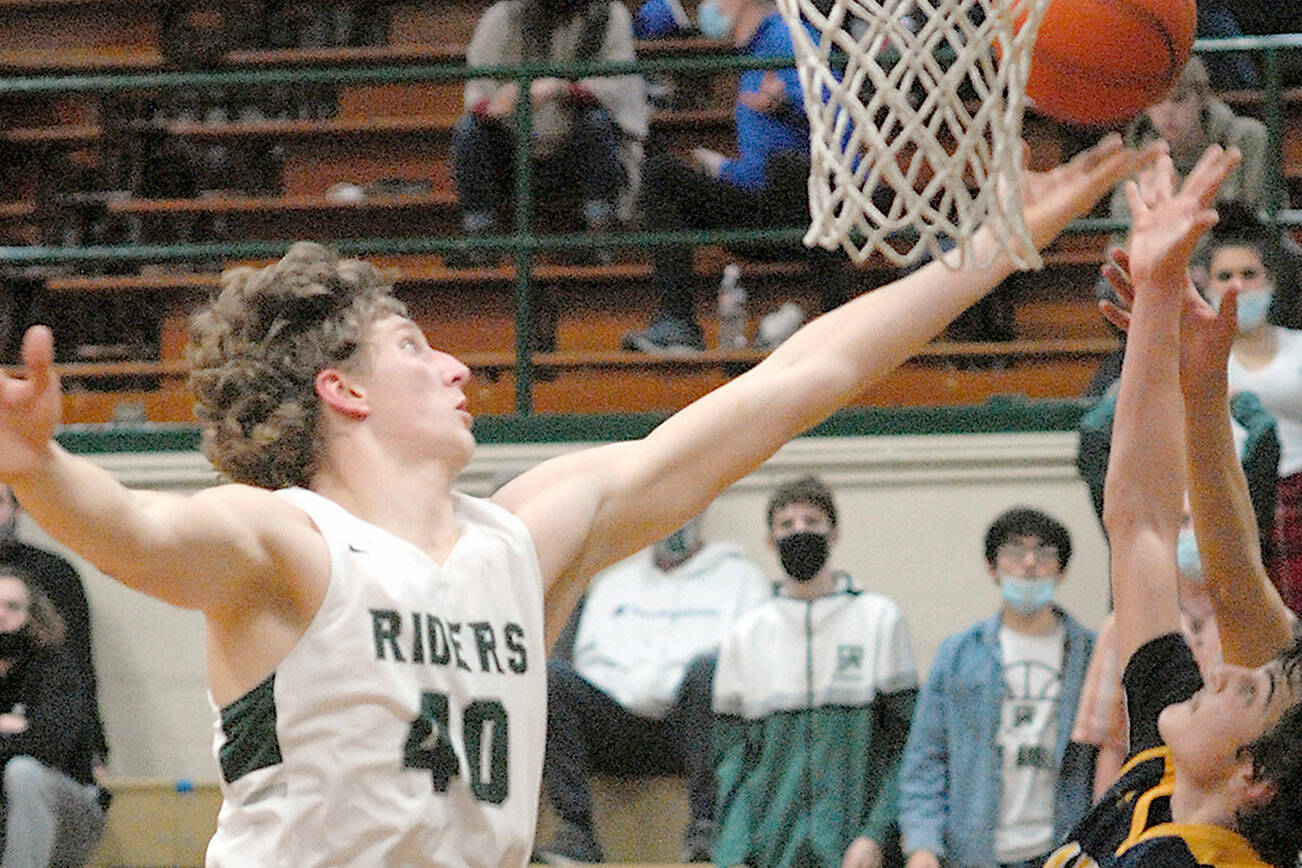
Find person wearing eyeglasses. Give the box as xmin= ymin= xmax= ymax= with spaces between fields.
xmin=899 ymin=508 xmax=1096 ymax=868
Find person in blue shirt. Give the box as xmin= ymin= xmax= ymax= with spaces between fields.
xmin=622 ymin=0 xmax=856 ymax=353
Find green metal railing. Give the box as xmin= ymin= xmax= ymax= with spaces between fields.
xmin=1 ymin=35 xmax=1300 ymax=419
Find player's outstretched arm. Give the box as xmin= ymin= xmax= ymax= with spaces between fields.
xmin=499 ymin=135 xmax=1158 ymax=643
xmin=0 ymin=327 xmax=324 ymax=618
xmin=1100 ymin=247 xmax=1293 ymax=667
xmin=1102 ymin=146 xmax=1240 ymax=665
xmin=1179 ymin=312 xmax=1294 ymax=664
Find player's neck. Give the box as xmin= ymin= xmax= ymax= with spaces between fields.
xmin=1169 ymin=775 xmax=1238 ymax=830
xmin=311 ymin=452 xmax=462 ymax=564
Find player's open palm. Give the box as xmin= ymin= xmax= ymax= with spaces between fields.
xmin=1124 ymin=145 xmax=1238 ymax=294
xmin=1021 ymin=134 xmax=1158 ymax=251
xmin=0 ymin=326 xmax=62 ymax=478
xmin=1099 ymin=247 xmax=1236 ymax=398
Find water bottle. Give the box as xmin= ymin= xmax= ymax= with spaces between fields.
xmin=717 ymin=264 xmax=747 ymax=349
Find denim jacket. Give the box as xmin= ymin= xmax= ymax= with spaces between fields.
xmin=898 ymin=608 xmax=1096 ymax=867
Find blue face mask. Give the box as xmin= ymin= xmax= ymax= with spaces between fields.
xmin=1176 ymin=526 xmax=1203 ymax=583
xmin=999 ymin=572 xmax=1056 ymax=615
xmin=1234 ymin=290 xmax=1272 ymax=333
xmin=697 ymin=0 xmax=734 ymax=40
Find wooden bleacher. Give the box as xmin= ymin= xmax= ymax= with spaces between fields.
xmin=0 ymin=2 xmax=1295 ymax=426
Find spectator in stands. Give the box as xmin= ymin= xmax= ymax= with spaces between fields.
xmin=899 ymin=508 xmax=1095 ymax=868
xmin=1087 ymin=57 xmax=1274 ymax=396
xmin=448 ymin=0 xmax=649 ymax=269
xmin=711 ymin=476 xmax=916 ymax=868
xmin=621 ymin=0 xmax=855 ymax=353
xmin=1192 ymin=203 xmax=1302 ymax=615
xmin=534 ymin=510 xmax=769 ymax=865
xmin=1111 ymin=58 xmax=1273 ymax=228
xmin=0 ymin=563 xmax=105 ymax=866
xmin=0 ymin=485 xmax=109 ymax=779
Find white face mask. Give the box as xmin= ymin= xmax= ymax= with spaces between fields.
xmin=998 ymin=572 xmax=1056 ymax=615
xmin=696 ymin=0 xmax=734 ymax=40
xmin=1233 ymin=289 xmax=1273 ymax=333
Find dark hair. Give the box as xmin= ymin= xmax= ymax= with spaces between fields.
xmin=1235 ymin=635 xmax=1302 ymax=868
xmin=1199 ymin=201 xmax=1282 ymax=279
xmin=983 ymin=507 xmax=1072 ymax=570
xmin=766 ymin=476 xmax=837 ymax=530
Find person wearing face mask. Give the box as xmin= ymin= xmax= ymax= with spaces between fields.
xmin=621 ymin=0 xmax=856 ymax=353
xmin=0 ymin=565 xmax=105 ymax=866
xmin=535 ymin=511 xmax=769 ymax=864
xmin=1194 ymin=202 xmax=1302 ymax=614
xmin=711 ymin=476 xmax=917 ymax=868
xmin=899 ymin=508 xmax=1095 ymax=868
xmin=1086 ymin=57 xmax=1273 ymax=397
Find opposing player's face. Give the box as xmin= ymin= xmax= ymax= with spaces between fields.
xmin=357 ymin=315 xmax=474 ymax=460
xmin=0 ymin=577 xmax=30 ymax=633
xmin=1159 ymin=657 xmax=1301 ymax=786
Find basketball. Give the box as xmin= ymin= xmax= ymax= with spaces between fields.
xmin=1021 ymin=0 xmax=1197 ymax=127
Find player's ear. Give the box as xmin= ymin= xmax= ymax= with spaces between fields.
xmin=315 ymin=368 xmax=368 ymax=420
xmin=1233 ymin=754 xmax=1278 ymax=809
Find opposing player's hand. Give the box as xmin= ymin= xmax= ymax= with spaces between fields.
xmin=1021 ymin=134 xmax=1163 ymax=252
xmin=1123 ymin=145 xmax=1239 ymax=294
xmin=905 ymin=849 xmax=941 ymax=868
xmin=842 ymin=836 xmax=883 ymax=868
xmin=0 ymin=326 xmax=61 ymax=481
xmin=1098 ymin=238 xmax=1238 ymax=404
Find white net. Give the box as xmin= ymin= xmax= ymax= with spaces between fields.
xmin=775 ymin=0 xmax=1050 ymax=269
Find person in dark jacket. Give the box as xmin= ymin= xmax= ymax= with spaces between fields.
xmin=0 ymin=562 xmax=104 ymax=865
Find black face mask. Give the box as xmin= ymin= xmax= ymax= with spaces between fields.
xmin=776 ymin=532 xmax=830 ymax=582
xmin=0 ymin=629 xmax=30 ymax=661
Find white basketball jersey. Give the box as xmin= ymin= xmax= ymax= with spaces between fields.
xmin=205 ymin=488 xmax=546 ymax=868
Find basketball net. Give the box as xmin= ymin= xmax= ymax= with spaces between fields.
xmin=776 ymin=0 xmax=1050 ymax=269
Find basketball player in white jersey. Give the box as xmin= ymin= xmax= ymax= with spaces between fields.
xmin=0 ymin=135 xmax=1151 ymax=867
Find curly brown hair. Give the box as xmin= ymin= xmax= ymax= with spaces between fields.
xmin=188 ymin=242 xmax=406 ymax=490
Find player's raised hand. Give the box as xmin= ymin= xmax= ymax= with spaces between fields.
xmin=1123 ymin=145 xmax=1239 ymax=294
xmin=1021 ymin=134 xmax=1164 ymax=252
xmin=0 ymin=325 xmax=62 ymax=479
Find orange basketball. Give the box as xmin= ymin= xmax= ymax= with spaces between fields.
xmin=1022 ymin=0 xmax=1197 ymax=127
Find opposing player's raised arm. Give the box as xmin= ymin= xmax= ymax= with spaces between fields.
xmin=1175 ymin=282 xmax=1294 ymax=666
xmin=500 ymin=136 xmax=1157 ymax=643
xmin=1099 ymin=206 xmax=1293 ymax=667
xmin=1101 ymin=146 xmax=1240 ymax=665
xmin=0 ymin=327 xmax=324 ymax=619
